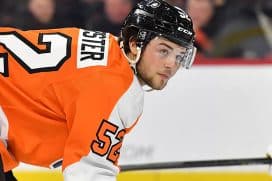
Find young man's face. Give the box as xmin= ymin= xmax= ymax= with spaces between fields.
xmin=136 ymin=37 xmax=186 ymax=90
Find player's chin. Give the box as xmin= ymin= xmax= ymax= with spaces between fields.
xmin=150 ymin=79 xmax=168 ymax=90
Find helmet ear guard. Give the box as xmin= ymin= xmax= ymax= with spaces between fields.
xmin=121 ymin=0 xmax=197 ymax=69
xmin=136 ymin=29 xmax=156 ymax=48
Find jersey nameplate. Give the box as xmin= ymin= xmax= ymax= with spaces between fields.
xmin=77 ymin=29 xmax=109 ymax=68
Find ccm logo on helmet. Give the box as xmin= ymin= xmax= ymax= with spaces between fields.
xmin=178 ymin=27 xmax=193 ymax=36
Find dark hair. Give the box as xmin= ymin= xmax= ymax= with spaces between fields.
xmin=119 ymin=26 xmax=139 ymax=54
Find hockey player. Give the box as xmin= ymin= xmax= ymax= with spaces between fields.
xmin=0 ymin=0 xmax=196 ymax=180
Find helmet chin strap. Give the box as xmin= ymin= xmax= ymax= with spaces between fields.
xmin=129 ymin=46 xmax=142 ymax=75
xmin=120 ymin=41 xmax=142 ymax=74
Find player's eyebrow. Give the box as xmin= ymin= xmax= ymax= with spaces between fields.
xmin=159 ymin=42 xmax=187 ymax=53
xmin=158 ymin=42 xmax=173 ymax=50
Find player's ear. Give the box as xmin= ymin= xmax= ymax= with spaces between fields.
xmin=129 ymin=38 xmax=138 ymax=57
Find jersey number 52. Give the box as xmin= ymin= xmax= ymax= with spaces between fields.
xmin=91 ymin=119 xmax=125 ymax=164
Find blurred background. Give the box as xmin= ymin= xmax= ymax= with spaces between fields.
xmin=0 ymin=0 xmax=271 ymax=60
xmin=1 ymin=0 xmax=271 ymax=180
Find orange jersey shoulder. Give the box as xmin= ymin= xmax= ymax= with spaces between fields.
xmin=0 ymin=27 xmax=140 ymax=172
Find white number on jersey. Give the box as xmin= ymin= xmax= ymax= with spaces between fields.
xmin=0 ymin=31 xmax=71 ymax=76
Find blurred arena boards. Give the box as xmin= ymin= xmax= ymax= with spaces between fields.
xmin=120 ymin=64 xmax=272 ymax=165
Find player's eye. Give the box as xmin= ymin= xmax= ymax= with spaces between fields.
xmin=159 ymin=49 xmax=169 ymax=57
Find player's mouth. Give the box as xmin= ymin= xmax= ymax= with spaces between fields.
xmin=158 ymin=73 xmax=170 ymax=80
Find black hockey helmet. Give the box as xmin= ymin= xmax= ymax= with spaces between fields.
xmin=121 ymin=0 xmax=196 ymax=69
